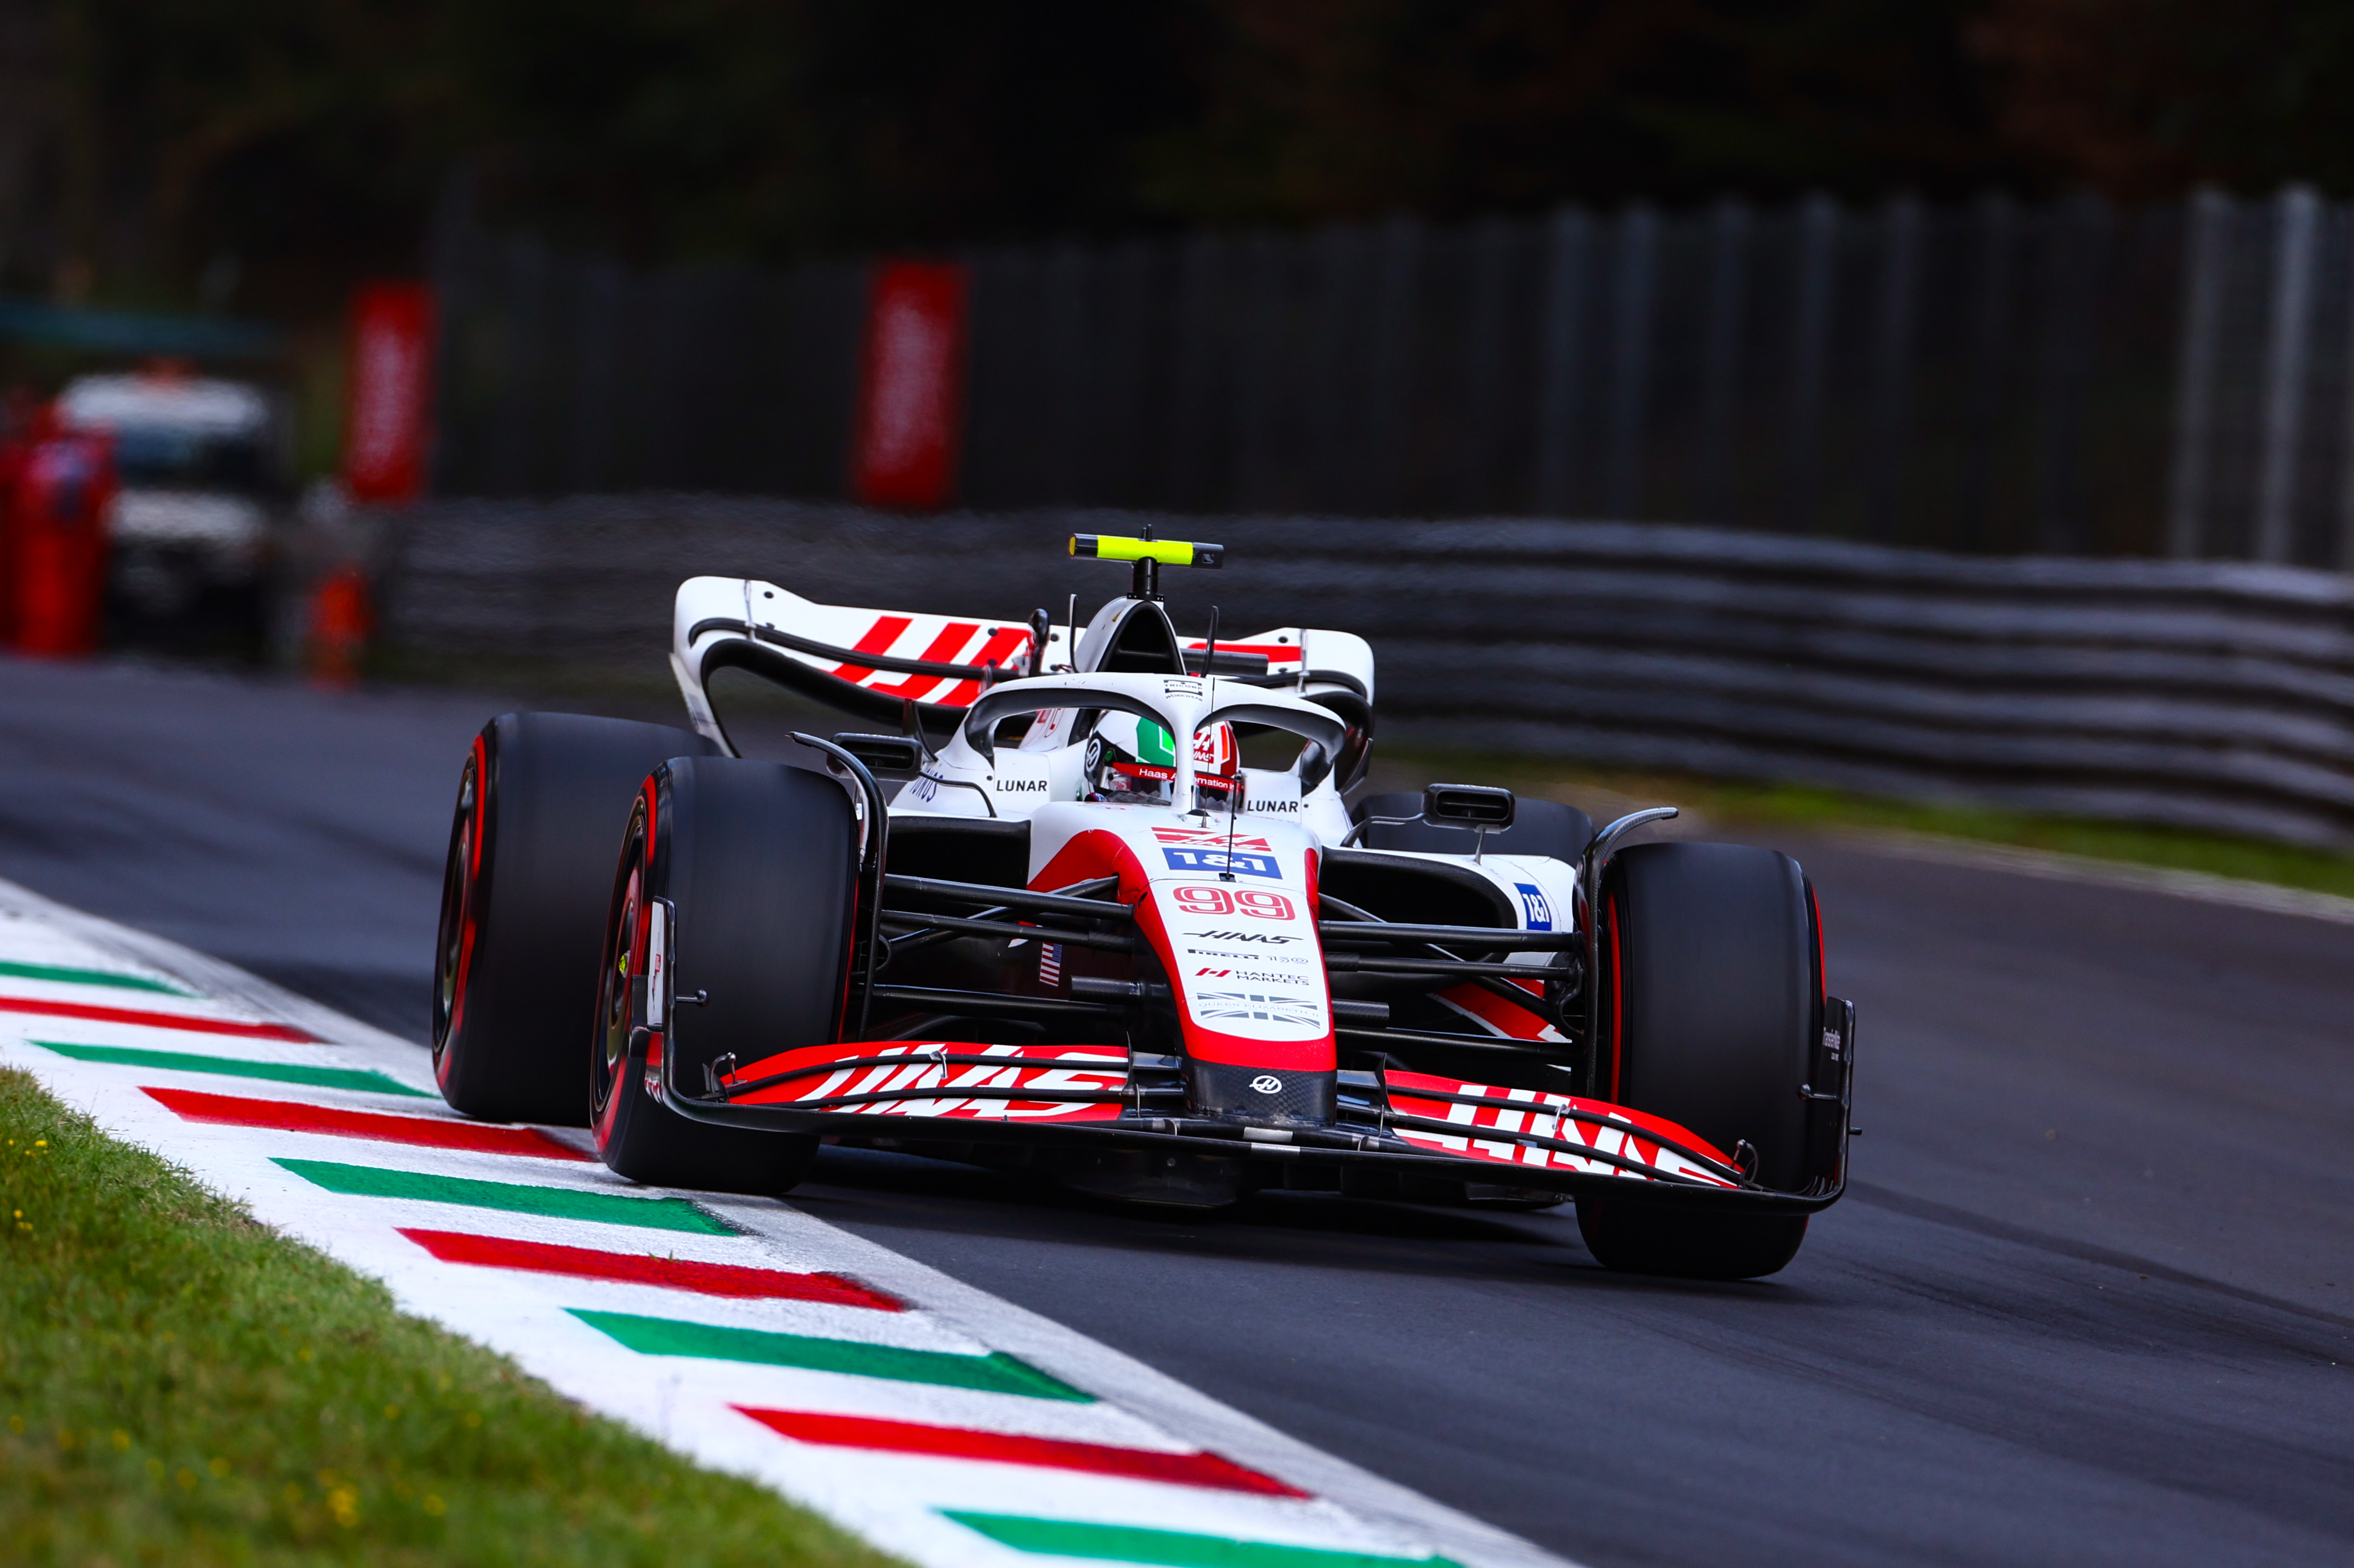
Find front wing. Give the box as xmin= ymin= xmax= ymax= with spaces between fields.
xmin=653 ymin=1038 xmax=1847 ymax=1214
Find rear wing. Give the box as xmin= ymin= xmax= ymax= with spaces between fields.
xmin=670 ymin=576 xmax=1374 ymax=750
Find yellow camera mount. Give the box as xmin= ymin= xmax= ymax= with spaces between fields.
xmin=1069 ymin=533 xmax=1224 ymax=599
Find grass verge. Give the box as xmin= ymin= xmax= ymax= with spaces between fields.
xmin=1380 ymin=749 xmax=2354 ymax=901
xmin=0 ymin=1067 xmax=900 ymax=1568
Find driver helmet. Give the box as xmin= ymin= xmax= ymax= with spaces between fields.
xmin=1192 ymin=720 xmax=1241 ymax=811
xmin=1083 ymin=715 xmax=1240 ymax=809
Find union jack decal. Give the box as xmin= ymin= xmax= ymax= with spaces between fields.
xmin=1191 ymin=990 xmax=1323 ymax=1026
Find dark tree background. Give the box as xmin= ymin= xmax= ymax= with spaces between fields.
xmin=0 ymin=0 xmax=2347 ymax=323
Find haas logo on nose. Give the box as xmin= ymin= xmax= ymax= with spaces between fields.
xmin=1248 ymin=1074 xmax=1282 ymax=1094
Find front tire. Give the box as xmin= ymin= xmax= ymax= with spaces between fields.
xmin=590 ymin=756 xmax=855 ymax=1194
xmin=432 ymin=712 xmax=720 ymax=1123
xmin=1577 ymin=841 xmax=1818 ymax=1281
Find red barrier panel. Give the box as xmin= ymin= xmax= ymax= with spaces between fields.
xmin=850 ymin=261 xmax=970 ymax=511
xmin=0 ymin=404 xmax=29 ymax=646
xmin=344 ymin=281 xmax=436 ymax=505
xmin=306 ymin=563 xmax=373 ymax=688
xmin=9 ymin=418 xmax=114 ymax=656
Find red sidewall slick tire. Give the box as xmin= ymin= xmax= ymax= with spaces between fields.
xmin=590 ymin=756 xmax=854 ymax=1194
xmin=432 ymin=712 xmax=719 ymax=1124
xmin=1578 ymin=841 xmax=1818 ymax=1282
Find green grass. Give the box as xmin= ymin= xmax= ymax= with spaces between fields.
xmin=0 ymin=1068 xmax=901 ymax=1568
xmin=1381 ymin=749 xmax=2354 ymax=901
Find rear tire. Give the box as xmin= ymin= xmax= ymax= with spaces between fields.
xmin=1577 ymin=841 xmax=1816 ymax=1281
xmin=432 ymin=712 xmax=720 ymax=1123
xmin=589 ymin=756 xmax=855 ymax=1194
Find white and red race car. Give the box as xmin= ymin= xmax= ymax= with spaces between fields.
xmin=431 ymin=534 xmax=1854 ymax=1279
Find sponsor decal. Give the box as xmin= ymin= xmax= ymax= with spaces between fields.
xmin=1192 ymin=991 xmax=1323 ymax=1027
xmin=1183 ymin=947 xmax=1309 ymax=964
xmin=1162 ymin=847 xmax=1279 ymax=879
xmin=994 ymin=777 xmax=1047 ymax=793
xmin=1248 ymin=1075 xmax=1283 ymax=1094
xmin=907 ymin=775 xmax=940 ymax=802
xmin=1182 ymin=929 xmax=1299 ymax=944
xmin=1245 ymin=798 xmax=1305 ymax=813
xmin=1168 ymin=887 xmax=1296 ymax=919
xmin=1197 ymin=967 xmax=1306 ymax=983
xmin=1154 ymin=826 xmax=1272 ymax=851
xmin=645 ymin=898 xmax=668 ymax=1028
xmin=1162 ymin=678 xmax=1205 ymax=698
xmin=1380 ymin=1070 xmax=1740 ymax=1187
xmin=1514 ymin=882 xmax=1554 ymax=932
xmin=727 ymin=1041 xmax=1126 ymax=1122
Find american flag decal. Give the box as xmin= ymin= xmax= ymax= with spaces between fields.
xmin=1037 ymin=943 xmax=1064 ymax=988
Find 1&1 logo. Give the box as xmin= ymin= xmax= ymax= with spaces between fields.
xmin=1515 ymin=882 xmax=1553 ymax=932
xmin=1162 ymin=847 xmax=1280 ymax=879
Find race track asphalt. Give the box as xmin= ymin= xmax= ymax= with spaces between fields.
xmin=3 ymin=653 xmax=2348 ymax=1568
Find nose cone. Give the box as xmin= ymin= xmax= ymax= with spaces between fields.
xmin=1185 ymin=1058 xmax=1336 ymax=1124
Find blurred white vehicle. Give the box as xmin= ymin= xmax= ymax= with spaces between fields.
xmin=55 ymin=370 xmax=285 ymax=615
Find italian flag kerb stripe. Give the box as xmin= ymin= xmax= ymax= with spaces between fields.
xmin=569 ymin=1309 xmax=1091 ymax=1401
xmin=0 ymin=959 xmax=191 ymax=995
xmin=943 ymin=1512 xmax=1467 ymax=1568
xmin=142 ymin=1085 xmax=587 ymax=1160
xmin=0 ymin=994 xmax=316 ymax=1041
xmin=29 ymin=1040 xmax=429 ymax=1096
xmin=735 ymin=1409 xmax=1305 ymax=1496
xmin=273 ymin=1159 xmax=735 ymax=1235
xmin=396 ymin=1228 xmax=902 ymax=1309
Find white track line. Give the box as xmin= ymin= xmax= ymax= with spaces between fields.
xmin=1835 ymin=829 xmax=2354 ymax=925
xmin=0 ymin=875 xmax=1568 ymax=1568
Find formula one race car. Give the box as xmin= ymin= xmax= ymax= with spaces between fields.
xmin=431 ymin=535 xmax=1854 ymax=1280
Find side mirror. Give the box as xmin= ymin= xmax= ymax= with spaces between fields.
xmin=832 ymin=733 xmax=925 ymax=779
xmin=1423 ymin=782 xmax=1515 ymax=831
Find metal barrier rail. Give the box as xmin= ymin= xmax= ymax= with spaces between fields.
xmin=379 ymin=499 xmax=2354 ymax=847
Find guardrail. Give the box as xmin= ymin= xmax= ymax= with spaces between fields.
xmin=380 ymin=497 xmax=2354 ymax=848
